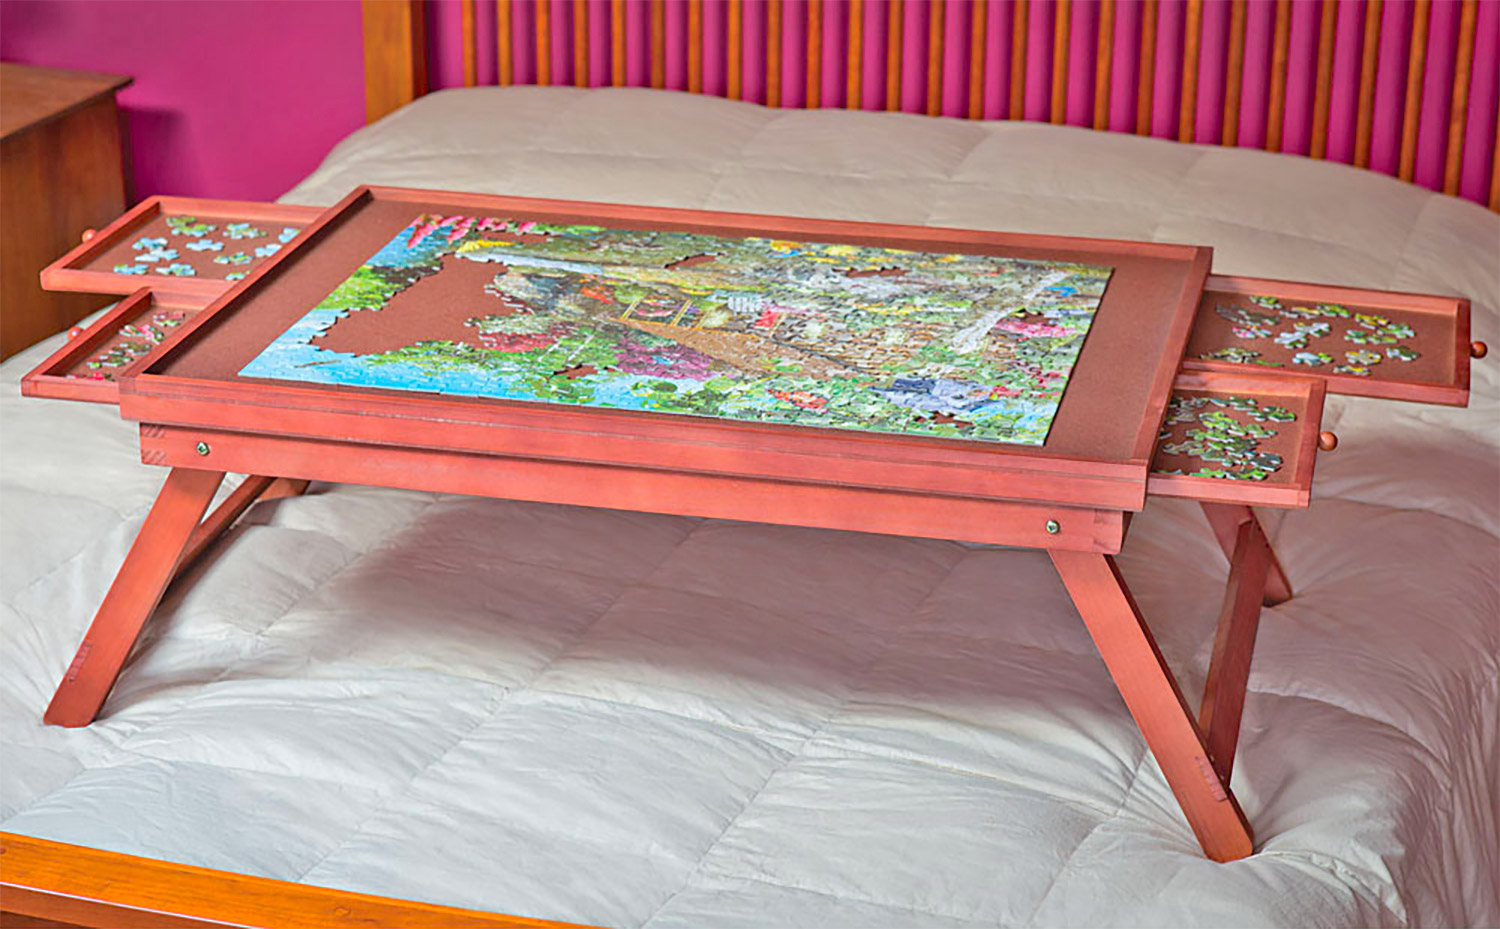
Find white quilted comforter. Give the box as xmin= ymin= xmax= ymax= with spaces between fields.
xmin=2 ymin=87 xmax=1497 ymax=928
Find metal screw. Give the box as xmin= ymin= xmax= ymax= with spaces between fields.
xmin=1045 ymin=519 xmax=1061 ymax=535
xmin=195 ymin=441 xmax=211 ymax=456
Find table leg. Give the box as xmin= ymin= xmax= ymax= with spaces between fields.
xmin=1050 ymin=549 xmax=1255 ymax=862
xmin=1200 ymin=502 xmax=1292 ymax=605
xmin=44 ymin=468 xmax=224 ymax=728
xmin=1198 ymin=516 xmax=1271 ymax=782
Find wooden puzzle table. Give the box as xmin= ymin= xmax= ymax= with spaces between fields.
xmin=22 ymin=186 xmax=1483 ymax=862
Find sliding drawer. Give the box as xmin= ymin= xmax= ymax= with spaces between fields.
xmin=40 ymin=196 xmax=322 ymax=303
xmin=1183 ymin=275 xmax=1480 ymax=406
xmin=1148 ymin=371 xmax=1328 ymax=509
xmin=21 ymin=289 xmax=203 ymax=405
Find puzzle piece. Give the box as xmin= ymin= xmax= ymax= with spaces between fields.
xmin=1292 ymin=351 xmax=1333 ymax=367
xmin=1152 ymin=394 xmax=1293 ymax=482
xmin=132 ymin=236 xmax=168 ymax=251
xmin=223 ymin=222 xmax=266 ymax=240
xmin=154 ymin=263 xmax=196 ymax=277
xmin=253 ymin=243 xmax=281 ymax=259
xmin=278 ymin=227 xmax=299 ymax=244
xmin=112 ymin=264 xmax=147 ymax=275
xmin=1386 ymin=345 xmax=1420 ymax=362
xmin=166 ymin=216 xmax=217 ymax=237
xmin=214 ymin=251 xmax=251 ymax=266
xmin=185 ymin=238 xmax=223 ymax=252
xmin=1200 ymin=347 xmax=1261 ymax=364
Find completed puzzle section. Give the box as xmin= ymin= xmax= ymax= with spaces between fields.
xmin=239 ymin=214 xmax=1116 ymax=446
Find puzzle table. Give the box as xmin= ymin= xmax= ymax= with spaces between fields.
xmin=23 ymin=186 xmax=1483 ymax=862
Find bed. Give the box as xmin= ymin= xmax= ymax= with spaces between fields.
xmin=4 ymin=10 xmax=1499 ymax=929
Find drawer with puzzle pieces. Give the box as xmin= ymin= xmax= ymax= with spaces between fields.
xmin=1182 ymin=274 xmax=1481 ymax=406
xmin=41 ymin=196 xmax=322 ymax=302
xmin=1146 ymin=371 xmax=1327 ymax=509
xmin=21 ymin=289 xmax=203 ymax=404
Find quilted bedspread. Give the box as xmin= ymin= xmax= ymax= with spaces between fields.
xmin=2 ymin=87 xmax=1496 ymax=928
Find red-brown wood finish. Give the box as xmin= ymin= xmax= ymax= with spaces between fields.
xmin=1184 ymin=274 xmax=1472 ymax=407
xmin=1147 ymin=371 xmax=1326 ymax=509
xmin=1050 ymin=548 xmax=1255 ymax=861
xmin=44 ymin=467 xmax=225 ymax=728
xmin=1201 ymin=502 xmax=1293 ymax=605
xmin=1198 ymin=514 xmax=1272 ymax=780
xmin=39 ymin=196 xmax=321 ymax=301
xmin=20 ymin=289 xmax=207 ymax=405
xmin=123 ymin=185 xmax=1213 ymax=514
xmin=138 ymin=424 xmax=1128 ymax=554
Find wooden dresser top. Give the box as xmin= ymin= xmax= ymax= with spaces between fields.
xmin=1 ymin=61 xmax=131 ymax=139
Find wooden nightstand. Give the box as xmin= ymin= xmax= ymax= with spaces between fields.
xmin=1 ymin=62 xmax=132 ymax=360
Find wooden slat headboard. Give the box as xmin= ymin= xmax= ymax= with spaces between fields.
xmin=362 ymin=0 xmax=1499 ymax=212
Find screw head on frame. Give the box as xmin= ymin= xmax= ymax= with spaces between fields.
xmin=1045 ymin=519 xmax=1061 ymax=535
xmin=195 ymin=441 xmax=211 ymax=456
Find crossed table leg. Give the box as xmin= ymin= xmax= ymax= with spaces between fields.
xmin=42 ymin=469 xmax=309 ymax=728
xmin=42 ymin=470 xmax=1281 ymax=862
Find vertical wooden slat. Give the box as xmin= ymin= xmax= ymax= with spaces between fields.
xmin=574 ymin=0 xmax=590 ymax=87
xmin=1265 ymin=0 xmax=1291 ymax=151
xmin=886 ymin=0 xmax=903 ymax=111
xmin=807 ymin=0 xmax=823 ymax=107
xmin=1136 ymin=0 xmax=1157 ymax=135
xmin=689 ymin=0 xmax=704 ymax=93
xmin=611 ymin=0 xmax=626 ymax=86
xmin=536 ymin=0 xmax=553 ymax=85
xmin=1398 ymin=0 xmax=1431 ymax=181
xmin=767 ymin=0 xmax=783 ymax=106
xmin=1051 ymin=0 xmax=1071 ymax=124
xmin=969 ymin=0 xmax=987 ymax=119
xmin=650 ymin=0 xmax=666 ymax=89
xmin=1443 ymin=0 xmax=1478 ymax=194
xmin=1222 ymin=0 xmax=1246 ymax=145
xmin=1308 ymin=0 xmax=1338 ymax=157
xmin=848 ymin=0 xmax=865 ymax=109
xmin=1178 ymin=0 xmax=1202 ymax=141
xmin=1094 ymin=0 xmax=1115 ymax=130
xmin=461 ymin=0 xmax=478 ymax=86
xmin=926 ymin=0 xmax=945 ymax=116
xmin=361 ymin=0 xmax=428 ymax=123
xmin=1354 ymin=0 xmax=1383 ymax=168
xmin=727 ymin=0 xmax=743 ymax=99
xmin=497 ymin=0 xmax=514 ymax=86
xmin=1009 ymin=0 xmax=1028 ymax=118
xmin=1490 ymin=113 xmax=1500 ymax=210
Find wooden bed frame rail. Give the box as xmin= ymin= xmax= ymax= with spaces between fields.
xmin=0 ymin=832 xmax=591 ymax=929
xmin=363 ymin=0 xmax=1500 ymax=212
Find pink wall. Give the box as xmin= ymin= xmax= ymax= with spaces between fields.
xmin=2 ymin=0 xmax=1493 ymax=209
xmin=0 ymin=0 xmax=366 ymax=203
xmin=424 ymin=0 xmax=1499 ymax=209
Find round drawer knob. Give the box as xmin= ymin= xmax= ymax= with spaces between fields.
xmin=1318 ymin=431 xmax=1339 ymax=452
xmin=80 ymin=228 xmax=96 ymax=243
xmin=1471 ymin=341 xmax=1488 ymax=359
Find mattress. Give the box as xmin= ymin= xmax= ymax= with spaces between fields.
xmin=2 ymin=86 xmax=1496 ymax=928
